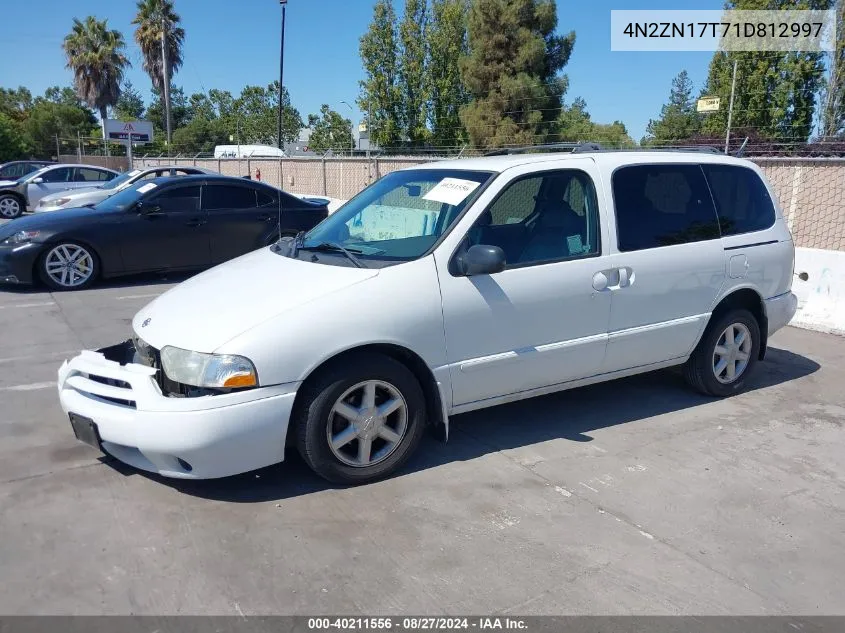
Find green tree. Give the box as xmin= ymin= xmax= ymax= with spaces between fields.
xmin=701 ymin=0 xmax=831 ymax=143
xmin=62 ymin=16 xmax=130 ymax=141
xmin=459 ymin=0 xmax=575 ymax=148
xmin=188 ymin=92 xmax=216 ymax=121
xmin=0 ymin=87 xmax=33 ymax=121
xmin=399 ymin=0 xmax=429 ymax=143
xmin=821 ymin=0 xmax=845 ymax=137
xmin=643 ymin=70 xmax=700 ymax=145
xmin=145 ymin=85 xmax=189 ymax=132
xmin=22 ymin=98 xmax=98 ymax=157
xmin=172 ymin=116 xmax=227 ymax=153
xmin=132 ymin=0 xmax=185 ymax=142
xmin=0 ymin=112 xmax=27 ymax=161
xmin=359 ymin=0 xmax=402 ymax=147
xmin=114 ymin=80 xmax=145 ymax=120
xmin=230 ymin=82 xmax=302 ymax=147
xmin=307 ymin=104 xmax=354 ymax=152
xmin=558 ymin=98 xmax=634 ymax=147
xmin=428 ymin=0 xmax=469 ymax=148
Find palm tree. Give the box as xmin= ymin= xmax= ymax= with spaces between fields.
xmin=132 ymin=0 xmax=185 ymax=145
xmin=63 ymin=16 xmax=130 ymax=148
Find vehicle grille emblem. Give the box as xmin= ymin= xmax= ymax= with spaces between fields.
xmin=141 ymin=318 xmax=151 ymax=328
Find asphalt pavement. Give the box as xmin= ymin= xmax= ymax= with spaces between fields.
xmin=0 ymin=218 xmax=843 ymax=615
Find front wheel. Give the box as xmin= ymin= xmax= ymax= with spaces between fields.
xmin=0 ymin=194 xmax=23 ymax=219
xmin=684 ymin=309 xmax=760 ymax=397
xmin=293 ymin=352 xmax=426 ymax=484
xmin=38 ymin=242 xmax=99 ymax=291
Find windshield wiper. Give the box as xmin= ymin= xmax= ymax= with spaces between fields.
xmin=299 ymin=241 xmax=367 ymax=268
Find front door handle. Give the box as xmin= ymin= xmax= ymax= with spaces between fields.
xmin=257 ymin=214 xmax=276 ymax=222
xmin=185 ymin=218 xmax=206 ymax=227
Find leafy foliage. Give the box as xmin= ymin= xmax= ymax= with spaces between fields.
xmin=359 ymin=0 xmax=403 ymax=147
xmin=0 ymin=112 xmax=27 ymax=162
xmin=821 ymin=0 xmax=845 ymax=138
xmin=62 ymin=15 xmax=130 ymax=130
xmin=428 ymin=0 xmax=469 ymax=147
xmin=399 ymin=0 xmax=430 ymax=143
xmin=558 ymin=98 xmax=634 ymax=147
xmin=307 ymin=105 xmax=354 ymax=152
xmin=642 ymin=70 xmax=701 ymax=145
xmin=459 ymin=0 xmax=575 ymax=148
xmin=114 ymin=80 xmax=145 ymax=120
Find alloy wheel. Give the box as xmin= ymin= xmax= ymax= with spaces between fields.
xmin=712 ymin=323 xmax=753 ymax=384
xmin=326 ymin=380 xmax=409 ymax=467
xmin=44 ymin=244 xmax=94 ymax=288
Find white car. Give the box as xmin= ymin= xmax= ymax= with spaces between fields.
xmin=35 ymin=165 xmax=216 ymax=212
xmin=57 ymin=148 xmax=798 ymax=484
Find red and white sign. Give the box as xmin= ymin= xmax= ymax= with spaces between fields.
xmin=104 ymin=119 xmax=154 ymax=143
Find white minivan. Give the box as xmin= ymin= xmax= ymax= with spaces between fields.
xmin=57 ymin=149 xmax=798 ymax=484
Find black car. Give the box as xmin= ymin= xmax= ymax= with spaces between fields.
xmin=0 ymin=175 xmax=328 ymax=290
xmin=0 ymin=160 xmax=55 ymax=181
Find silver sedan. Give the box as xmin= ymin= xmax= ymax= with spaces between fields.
xmin=35 ymin=165 xmax=218 ymax=213
xmin=0 ymin=164 xmax=120 ymax=219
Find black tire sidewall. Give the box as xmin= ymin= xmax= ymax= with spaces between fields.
xmin=0 ymin=194 xmax=23 ymax=219
xmin=38 ymin=242 xmax=100 ymax=291
xmin=694 ymin=309 xmax=760 ymax=397
xmin=295 ymin=353 xmax=426 ymax=484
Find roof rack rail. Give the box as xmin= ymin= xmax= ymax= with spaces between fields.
xmin=484 ymin=142 xmax=585 ymax=156
xmin=481 ymin=142 xmax=724 ymax=157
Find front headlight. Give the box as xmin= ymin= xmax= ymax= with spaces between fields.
xmin=49 ymin=197 xmax=72 ymax=207
xmin=1 ymin=230 xmax=41 ymax=245
xmin=160 ymin=346 xmax=258 ymax=389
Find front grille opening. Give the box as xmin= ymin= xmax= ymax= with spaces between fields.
xmin=86 ymin=374 xmax=131 ymax=390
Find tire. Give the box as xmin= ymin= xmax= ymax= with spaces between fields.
xmin=38 ymin=242 xmax=100 ymax=291
xmin=0 ymin=194 xmax=23 ymax=219
xmin=294 ymin=352 xmax=427 ymax=484
xmin=684 ymin=308 xmax=760 ymax=397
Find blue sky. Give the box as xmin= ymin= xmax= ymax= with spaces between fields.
xmin=0 ymin=0 xmax=723 ymax=142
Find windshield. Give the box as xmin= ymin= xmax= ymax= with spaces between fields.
xmin=100 ymin=169 xmax=143 ymax=190
xmin=301 ymin=168 xmax=493 ymax=262
xmin=93 ymin=180 xmax=159 ymax=212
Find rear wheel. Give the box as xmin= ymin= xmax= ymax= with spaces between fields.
xmin=0 ymin=194 xmax=23 ymax=219
xmin=294 ymin=352 xmax=426 ymax=484
xmin=38 ymin=242 xmax=99 ymax=291
xmin=684 ymin=309 xmax=760 ymax=397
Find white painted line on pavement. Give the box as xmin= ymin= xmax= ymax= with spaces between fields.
xmin=0 ymin=301 xmax=55 ymax=310
xmin=116 ymin=293 xmax=161 ymax=301
xmin=1 ymin=381 xmax=56 ymax=392
xmin=0 ymin=350 xmax=78 ymax=365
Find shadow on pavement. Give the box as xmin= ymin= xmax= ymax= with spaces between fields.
xmin=110 ymin=345 xmax=820 ymax=502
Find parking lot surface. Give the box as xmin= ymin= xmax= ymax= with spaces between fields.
xmin=1 ymin=223 xmax=843 ymax=615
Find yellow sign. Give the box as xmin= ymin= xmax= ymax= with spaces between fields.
xmin=697 ymin=96 xmax=721 ymax=113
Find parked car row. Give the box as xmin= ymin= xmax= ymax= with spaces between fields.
xmin=53 ymin=148 xmax=798 ymax=485
xmin=0 ymin=174 xmax=328 ymax=289
xmin=0 ymin=163 xmax=119 ymax=218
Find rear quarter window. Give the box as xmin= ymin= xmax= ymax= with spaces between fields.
xmin=611 ymin=164 xmax=721 ymax=252
xmin=701 ymin=165 xmax=776 ymax=235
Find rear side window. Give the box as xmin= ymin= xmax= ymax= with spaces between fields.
xmin=612 ymin=164 xmax=720 ymax=252
xmin=701 ymin=165 xmax=776 ymax=235
xmin=257 ymin=190 xmax=276 ymax=206
xmin=76 ymin=168 xmax=112 ymax=182
xmin=151 ymin=185 xmax=201 ymax=212
xmin=202 ymin=185 xmax=257 ymax=210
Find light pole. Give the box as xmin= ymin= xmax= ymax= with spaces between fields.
xmin=340 ymin=100 xmax=354 ymax=154
xmin=277 ymin=0 xmax=288 ymax=152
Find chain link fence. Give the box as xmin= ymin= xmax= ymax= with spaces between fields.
xmin=132 ymin=155 xmax=845 ymax=253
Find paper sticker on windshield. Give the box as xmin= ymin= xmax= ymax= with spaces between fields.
xmin=422 ymin=178 xmax=481 ymax=206
xmin=137 ymin=182 xmax=158 ymax=194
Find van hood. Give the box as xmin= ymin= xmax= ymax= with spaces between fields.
xmin=132 ymin=247 xmax=380 ymax=353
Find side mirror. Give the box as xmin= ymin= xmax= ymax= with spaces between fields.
xmin=31 ymin=177 xmax=44 ymax=184
xmin=456 ymin=244 xmax=506 ymax=276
